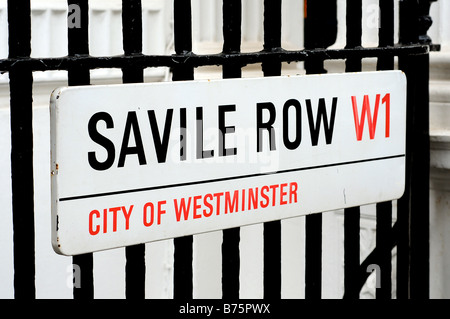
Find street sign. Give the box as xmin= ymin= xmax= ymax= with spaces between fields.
xmin=50 ymin=71 xmax=406 ymax=255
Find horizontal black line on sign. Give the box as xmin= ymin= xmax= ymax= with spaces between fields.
xmin=0 ymin=44 xmax=428 ymax=72
xmin=59 ymin=154 xmax=405 ymax=202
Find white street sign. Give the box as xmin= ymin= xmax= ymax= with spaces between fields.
xmin=50 ymin=71 xmax=406 ymax=255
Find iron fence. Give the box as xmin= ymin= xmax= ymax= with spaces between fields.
xmin=1 ymin=0 xmax=438 ymax=299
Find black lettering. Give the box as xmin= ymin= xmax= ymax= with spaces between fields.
xmin=196 ymin=107 xmax=214 ymax=159
xmin=88 ymin=112 xmax=115 ymax=171
xmin=218 ymin=104 xmax=237 ymax=157
xmin=282 ymin=99 xmax=302 ymax=150
xmin=306 ymin=97 xmax=338 ymax=146
xmin=180 ymin=108 xmax=187 ymax=161
xmin=148 ymin=109 xmax=174 ymax=163
xmin=256 ymin=102 xmax=276 ymax=152
xmin=118 ymin=111 xmax=147 ymax=167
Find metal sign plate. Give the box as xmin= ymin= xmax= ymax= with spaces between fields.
xmin=50 ymin=71 xmax=406 ymax=255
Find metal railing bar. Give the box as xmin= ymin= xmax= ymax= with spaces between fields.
xmin=261 ymin=0 xmax=282 ymax=300
xmin=122 ymin=0 xmax=146 ymax=299
xmin=7 ymin=0 xmax=35 ymax=300
xmin=376 ymin=201 xmax=393 ymax=299
xmin=67 ymin=0 xmax=94 ymax=300
xmin=375 ymin=0 xmax=395 ymax=300
xmin=397 ymin=0 xmax=433 ymax=299
xmin=172 ymin=0 xmax=194 ymax=300
xmin=399 ymin=53 xmax=431 ymax=299
xmin=0 ymin=44 xmax=429 ymax=73
xmin=377 ymin=0 xmax=395 ymax=70
xmin=221 ymin=0 xmax=242 ymax=300
xmin=304 ymin=213 xmax=322 ymax=299
xmin=343 ymin=207 xmax=360 ymax=299
xmin=342 ymin=0 xmax=362 ymax=300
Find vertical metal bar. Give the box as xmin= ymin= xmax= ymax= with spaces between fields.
xmin=262 ymin=0 xmax=281 ymax=77
xmin=172 ymin=0 xmax=194 ymax=81
xmin=396 ymin=77 xmax=411 ymax=300
xmin=172 ymin=0 xmax=194 ymax=300
xmin=221 ymin=0 xmax=241 ymax=299
xmin=398 ymin=0 xmax=431 ymax=299
xmin=408 ymin=52 xmax=430 ymax=299
xmin=398 ymin=52 xmax=431 ymax=299
xmin=377 ymin=0 xmax=394 ymax=70
xmin=304 ymin=213 xmax=321 ymax=299
xmin=122 ymin=0 xmax=144 ymax=83
xmin=7 ymin=0 xmax=35 ymax=299
xmin=67 ymin=0 xmax=90 ymax=85
xmin=262 ymin=0 xmax=282 ymax=299
xmin=67 ymin=0 xmax=94 ymax=299
xmin=222 ymin=229 xmax=240 ymax=299
xmin=343 ymin=207 xmax=360 ymax=299
xmin=396 ymin=0 xmax=414 ymax=298
xmin=303 ymin=0 xmax=337 ymax=300
xmin=173 ymin=236 xmax=193 ymax=299
xmin=345 ymin=0 xmax=362 ymax=72
xmin=122 ymin=0 xmax=146 ymax=299
xmin=222 ymin=0 xmax=242 ymax=78
xmin=342 ymin=0 xmax=362 ymax=300
xmin=376 ymin=201 xmax=392 ymax=299
xmin=375 ymin=0 xmax=394 ymax=300
xmin=304 ymin=0 xmax=337 ymax=73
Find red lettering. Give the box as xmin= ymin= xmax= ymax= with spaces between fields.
xmin=260 ymin=186 xmax=269 ymax=208
xmin=109 ymin=207 xmax=121 ymax=232
xmin=289 ymin=182 xmax=298 ymax=203
xmin=122 ymin=205 xmax=133 ymax=230
xmin=351 ymin=94 xmax=381 ymax=140
xmin=203 ymin=194 xmax=213 ymax=217
xmin=193 ymin=196 xmax=202 ymax=219
xmin=90 ymin=205 xmax=134 ymax=233
xmin=157 ymin=201 xmax=166 ymax=224
xmin=170 ymin=182 xmax=298 ymax=223
xmin=103 ymin=208 xmax=108 ymax=233
xmin=225 ymin=190 xmax=239 ymax=214
xmin=248 ymin=187 xmax=258 ymax=210
xmin=89 ymin=210 xmax=100 ymax=235
xmin=144 ymin=202 xmax=163 ymax=226
xmin=383 ymin=93 xmax=390 ymax=138
xmin=143 ymin=202 xmax=155 ymax=227
xmin=213 ymin=192 xmax=224 ymax=215
xmin=269 ymin=184 xmax=279 ymax=206
xmin=280 ymin=183 xmax=288 ymax=205
xmin=174 ymin=197 xmax=191 ymax=222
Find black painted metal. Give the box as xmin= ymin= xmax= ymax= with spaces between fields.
xmin=304 ymin=213 xmax=322 ymax=299
xmin=342 ymin=2 xmax=362 ymax=297
xmin=122 ymin=0 xmax=146 ymax=299
xmin=67 ymin=0 xmax=94 ymax=300
xmin=396 ymin=0 xmax=434 ymax=300
xmin=397 ymin=49 xmax=431 ymax=299
xmin=342 ymin=0 xmax=362 ymax=301
xmin=376 ymin=201 xmax=392 ymax=299
xmin=375 ymin=0 xmax=395 ymax=300
xmin=172 ymin=0 xmax=194 ymax=300
xmin=344 ymin=207 xmax=360 ymax=299
xmin=0 ymin=45 xmax=429 ymax=74
xmin=221 ymin=0 xmax=242 ymax=299
xmin=7 ymin=0 xmax=35 ymax=299
xmin=3 ymin=0 xmax=435 ymax=299
xmin=262 ymin=0 xmax=282 ymax=300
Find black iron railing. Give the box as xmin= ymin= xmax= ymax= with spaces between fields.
xmin=2 ymin=0 xmax=437 ymax=299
